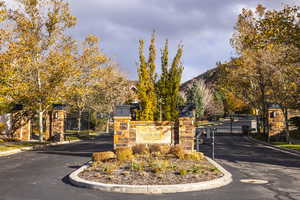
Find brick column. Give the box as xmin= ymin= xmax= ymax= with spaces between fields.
xmin=44 ymin=111 xmax=52 ymax=141
xmin=268 ymin=108 xmax=285 ymax=136
xmin=178 ymin=117 xmax=195 ymax=151
xmin=15 ymin=119 xmax=31 ymax=141
xmin=51 ymin=110 xmax=66 ymax=141
xmin=113 ymin=116 xmax=131 ymax=149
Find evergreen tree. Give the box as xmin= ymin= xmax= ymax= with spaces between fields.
xmin=147 ymin=32 xmax=158 ymax=120
xmin=157 ymin=42 xmax=184 ymax=121
xmin=138 ymin=34 xmax=184 ymax=121
xmin=157 ymin=40 xmax=172 ymax=120
xmin=169 ymin=45 xmax=184 ymax=120
xmin=136 ymin=34 xmax=157 ymax=120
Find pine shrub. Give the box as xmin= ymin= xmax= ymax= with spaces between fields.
xmin=184 ymin=152 xmax=204 ymax=161
xmin=169 ymin=144 xmax=185 ymax=159
xmin=92 ymin=151 xmax=116 ymax=162
xmin=115 ymin=147 xmax=134 ymax=162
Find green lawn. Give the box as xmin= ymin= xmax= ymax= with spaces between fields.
xmin=65 ymin=135 xmax=81 ymax=141
xmin=65 ymin=130 xmax=100 ymax=137
xmin=271 ymin=142 xmax=300 ymax=152
xmin=0 ymin=141 xmax=49 ymax=152
xmin=0 ymin=143 xmax=34 ymax=152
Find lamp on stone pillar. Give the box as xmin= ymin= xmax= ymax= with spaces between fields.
xmin=113 ymin=105 xmax=132 ymax=149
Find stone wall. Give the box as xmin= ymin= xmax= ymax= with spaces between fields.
xmin=113 ymin=117 xmax=195 ymax=151
xmin=178 ymin=117 xmax=195 ymax=151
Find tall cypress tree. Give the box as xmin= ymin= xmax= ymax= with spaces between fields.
xmin=157 ymin=42 xmax=184 ymax=121
xmin=157 ymin=40 xmax=172 ymax=120
xmin=147 ymin=32 xmax=157 ymax=120
xmin=137 ymin=34 xmax=157 ymax=121
xmin=169 ymin=45 xmax=184 ymax=120
xmin=137 ymin=40 xmax=150 ymax=120
xmin=138 ymin=34 xmax=183 ymax=121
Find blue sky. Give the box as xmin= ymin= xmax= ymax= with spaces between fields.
xmin=5 ymin=0 xmax=300 ymax=81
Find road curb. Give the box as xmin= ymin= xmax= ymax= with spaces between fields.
xmin=68 ymin=156 xmax=232 ymax=194
xmin=0 ymin=140 xmax=81 ymax=157
xmin=246 ymin=136 xmax=300 ymax=157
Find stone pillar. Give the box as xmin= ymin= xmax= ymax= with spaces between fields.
xmin=113 ymin=116 xmax=131 ymax=149
xmin=178 ymin=117 xmax=195 ymax=151
xmin=268 ymin=108 xmax=285 ymax=136
xmin=15 ymin=119 xmax=31 ymax=141
xmin=51 ymin=110 xmax=66 ymax=141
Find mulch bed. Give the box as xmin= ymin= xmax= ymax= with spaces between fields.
xmin=79 ymin=156 xmax=223 ymax=185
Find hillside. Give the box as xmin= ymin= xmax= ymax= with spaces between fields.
xmin=180 ymin=67 xmax=220 ymax=91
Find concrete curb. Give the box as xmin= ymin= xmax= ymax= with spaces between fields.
xmin=246 ymin=136 xmax=300 ymax=158
xmin=68 ymin=156 xmax=232 ymax=194
xmin=0 ymin=140 xmax=81 ymax=157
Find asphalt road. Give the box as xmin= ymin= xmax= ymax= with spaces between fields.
xmin=0 ymin=134 xmax=299 ymax=200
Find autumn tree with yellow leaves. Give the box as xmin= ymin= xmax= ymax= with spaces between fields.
xmin=0 ymin=0 xmax=77 ymax=141
xmin=0 ymin=0 xmax=131 ymax=140
xmin=65 ymin=35 xmax=131 ymax=134
xmin=229 ymin=4 xmax=300 ymax=141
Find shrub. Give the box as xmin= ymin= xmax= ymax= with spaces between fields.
xmin=149 ymin=144 xmax=161 ymax=153
xmin=179 ymin=169 xmax=188 ymax=176
xmin=149 ymin=159 xmax=170 ymax=173
xmin=101 ymin=162 xmax=118 ymax=174
xmin=130 ymin=161 xmax=144 ymax=171
xmin=115 ymin=147 xmax=134 ymax=162
xmin=151 ymin=151 xmax=161 ymax=157
xmin=132 ymin=144 xmax=149 ymax=155
xmin=190 ymin=164 xmax=203 ymax=174
xmin=92 ymin=151 xmax=116 ymax=162
xmin=170 ymin=162 xmax=177 ymax=170
xmin=169 ymin=144 xmax=185 ymax=159
xmin=148 ymin=144 xmax=171 ymax=156
xmin=159 ymin=145 xmax=171 ymax=155
xmin=184 ymin=152 xmax=204 ymax=161
xmin=91 ymin=161 xmax=101 ymax=168
xmin=210 ymin=167 xmax=218 ymax=172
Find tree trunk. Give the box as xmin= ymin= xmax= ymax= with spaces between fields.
xmin=106 ymin=117 xmax=110 ymax=133
xmin=256 ymin=114 xmax=260 ymax=135
xmin=283 ymin=108 xmax=290 ymax=144
xmin=39 ymin=110 xmax=44 ymax=142
xmin=77 ymin=110 xmax=82 ymax=136
xmin=37 ymin=70 xmax=43 ymax=142
xmin=261 ymin=93 xmax=269 ymax=142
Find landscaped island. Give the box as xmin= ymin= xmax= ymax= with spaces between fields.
xmin=78 ymin=144 xmax=223 ymax=185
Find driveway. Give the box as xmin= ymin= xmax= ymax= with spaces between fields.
xmin=0 ymin=134 xmax=299 ymax=200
